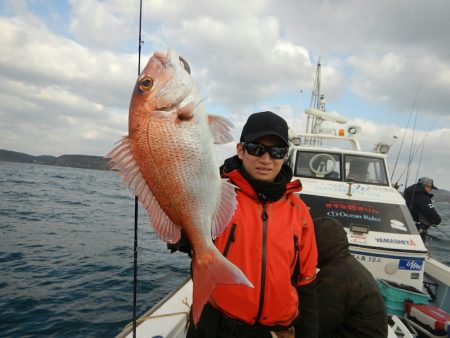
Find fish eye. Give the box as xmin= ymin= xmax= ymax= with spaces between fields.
xmin=139 ymin=77 xmax=153 ymax=91
xmin=179 ymin=56 xmax=191 ymax=74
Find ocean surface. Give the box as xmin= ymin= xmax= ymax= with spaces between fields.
xmin=1 ymin=161 xmax=450 ymax=337
xmin=0 ymin=162 xmax=191 ymax=337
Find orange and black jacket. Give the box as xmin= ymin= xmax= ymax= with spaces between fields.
xmin=210 ymin=168 xmax=318 ymax=327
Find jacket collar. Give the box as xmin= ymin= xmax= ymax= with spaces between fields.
xmin=225 ymin=168 xmax=302 ymax=200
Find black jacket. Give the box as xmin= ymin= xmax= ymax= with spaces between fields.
xmin=314 ymin=217 xmax=387 ymax=338
xmin=403 ymin=183 xmax=441 ymax=226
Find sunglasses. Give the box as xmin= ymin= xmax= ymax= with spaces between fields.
xmin=241 ymin=142 xmax=288 ymax=159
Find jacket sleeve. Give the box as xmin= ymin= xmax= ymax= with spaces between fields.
xmin=167 ymin=230 xmax=193 ymax=257
xmin=296 ymin=201 xmax=318 ymax=287
xmin=295 ymin=280 xmax=319 ymax=338
xmin=416 ymin=194 xmax=441 ymax=225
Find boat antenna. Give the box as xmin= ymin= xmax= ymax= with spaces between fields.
xmin=309 ymin=57 xmax=321 ymax=110
xmin=133 ymin=0 xmax=144 ymax=337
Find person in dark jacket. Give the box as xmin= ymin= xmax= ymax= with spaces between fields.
xmin=314 ymin=217 xmax=387 ymax=338
xmin=403 ymin=177 xmax=441 ymax=241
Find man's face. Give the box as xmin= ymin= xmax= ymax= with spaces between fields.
xmin=237 ymin=135 xmax=287 ymax=182
xmin=424 ymin=184 xmax=432 ymax=193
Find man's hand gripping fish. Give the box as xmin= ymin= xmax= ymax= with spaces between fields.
xmin=107 ymin=49 xmax=253 ymax=324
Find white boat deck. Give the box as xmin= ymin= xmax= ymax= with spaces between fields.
xmin=116 ymin=278 xmax=192 ymax=338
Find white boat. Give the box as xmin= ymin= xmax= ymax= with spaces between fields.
xmin=116 ymin=63 xmax=450 ymax=338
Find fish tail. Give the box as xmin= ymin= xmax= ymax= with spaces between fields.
xmin=191 ymin=245 xmax=253 ymax=325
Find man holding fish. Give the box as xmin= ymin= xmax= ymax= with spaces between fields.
xmin=181 ymin=111 xmax=319 ymax=338
xmin=108 ymin=49 xmax=318 ymax=338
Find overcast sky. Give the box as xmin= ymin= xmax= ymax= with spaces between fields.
xmin=1 ymin=0 xmax=449 ymax=189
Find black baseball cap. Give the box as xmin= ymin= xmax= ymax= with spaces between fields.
xmin=240 ymin=111 xmax=289 ymax=146
xmin=418 ymin=177 xmax=438 ymax=190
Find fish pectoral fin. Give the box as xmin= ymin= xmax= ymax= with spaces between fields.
xmin=191 ymin=246 xmax=253 ymax=325
xmin=212 ymin=181 xmax=237 ymax=239
xmin=208 ymin=115 xmax=234 ymax=144
xmin=176 ymin=102 xmax=195 ymax=121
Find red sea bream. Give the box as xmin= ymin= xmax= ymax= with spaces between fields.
xmin=107 ymin=48 xmax=253 ymax=324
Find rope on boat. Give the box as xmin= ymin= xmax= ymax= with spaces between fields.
xmin=123 ymin=297 xmax=191 ymax=333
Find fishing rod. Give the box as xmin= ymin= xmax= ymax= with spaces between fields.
xmin=404 ymin=105 xmax=419 ymax=189
xmin=413 ymin=134 xmax=426 ymax=184
xmin=390 ymin=84 xmax=421 ymax=182
xmin=133 ymin=0 xmax=144 ymax=337
xmin=393 ymin=115 xmax=440 ymax=187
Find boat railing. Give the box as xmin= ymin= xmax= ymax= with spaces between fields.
xmin=290 ymin=133 xmax=361 ymax=151
xmin=389 ymin=315 xmax=416 ymax=338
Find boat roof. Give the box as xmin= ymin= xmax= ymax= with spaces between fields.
xmin=292 ymin=145 xmax=387 ymax=159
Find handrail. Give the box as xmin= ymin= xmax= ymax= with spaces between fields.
xmin=390 ymin=315 xmax=415 ymax=338
xmin=290 ymin=133 xmax=361 ymax=151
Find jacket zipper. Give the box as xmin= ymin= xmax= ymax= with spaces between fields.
xmin=222 ymin=223 xmax=236 ymax=257
xmin=290 ymin=235 xmax=299 ymax=268
xmin=290 ymin=235 xmax=301 ymax=286
xmin=255 ymin=203 xmax=268 ymax=323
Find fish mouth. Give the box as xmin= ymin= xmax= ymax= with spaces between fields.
xmin=153 ymin=49 xmax=191 ymax=74
xmin=149 ymin=49 xmax=193 ymax=112
xmin=153 ymin=51 xmax=170 ymax=66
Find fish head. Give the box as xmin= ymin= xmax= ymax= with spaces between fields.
xmin=129 ymin=48 xmax=194 ymax=130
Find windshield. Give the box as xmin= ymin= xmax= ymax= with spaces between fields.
xmin=291 ymin=150 xmax=389 ymax=186
xmin=292 ymin=151 xmax=342 ymax=180
xmin=345 ymin=155 xmax=388 ymax=185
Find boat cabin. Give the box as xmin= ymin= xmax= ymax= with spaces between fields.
xmin=287 ymin=133 xmax=427 ymax=290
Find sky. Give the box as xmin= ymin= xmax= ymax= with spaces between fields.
xmin=1 ymin=0 xmax=450 ymax=190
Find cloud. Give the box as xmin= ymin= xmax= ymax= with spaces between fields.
xmin=273 ymin=1 xmax=450 ymax=120
xmin=156 ymin=14 xmax=316 ymax=110
xmin=1 ymin=0 xmax=449 ymax=188
xmin=343 ymin=117 xmax=450 ymax=189
xmin=348 ymin=53 xmax=450 ymax=118
xmin=0 ymin=12 xmax=136 ymax=155
xmin=69 ymin=0 xmax=135 ymax=50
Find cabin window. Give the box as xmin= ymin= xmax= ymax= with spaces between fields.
xmin=344 ymin=155 xmax=389 ymax=186
xmin=293 ymin=151 xmax=341 ymax=181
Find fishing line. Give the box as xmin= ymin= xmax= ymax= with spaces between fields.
xmin=133 ymin=1 xmax=144 ymax=337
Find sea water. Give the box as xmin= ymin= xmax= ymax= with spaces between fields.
xmin=0 ymin=162 xmax=190 ymax=337
xmin=1 ymin=161 xmax=449 ymax=337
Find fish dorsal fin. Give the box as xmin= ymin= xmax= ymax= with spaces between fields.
xmin=208 ymin=115 xmax=234 ymax=144
xmin=106 ymin=136 xmax=181 ymax=243
xmin=211 ymin=180 xmax=237 ymax=239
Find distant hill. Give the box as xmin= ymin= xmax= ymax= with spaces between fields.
xmin=399 ymin=187 xmax=450 ymax=202
xmin=2 ymin=149 xmax=450 ymax=200
xmin=433 ymin=189 xmax=450 ymax=203
xmin=0 ymin=149 xmax=110 ymax=171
